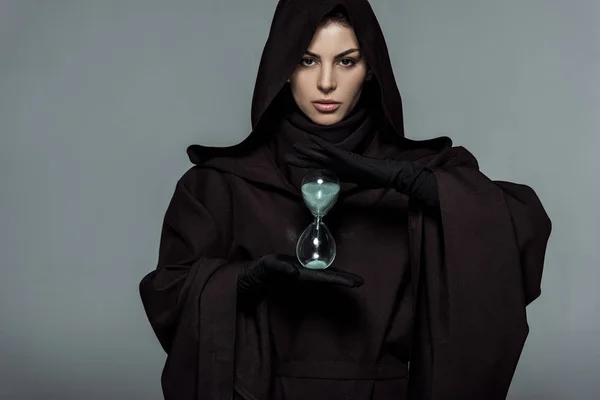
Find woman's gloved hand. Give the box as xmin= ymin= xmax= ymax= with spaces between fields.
xmin=237 ymin=253 xmax=364 ymax=296
xmin=285 ymin=135 xmax=439 ymax=209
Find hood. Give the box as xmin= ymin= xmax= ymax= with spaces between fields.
xmin=187 ymin=0 xmax=451 ymax=185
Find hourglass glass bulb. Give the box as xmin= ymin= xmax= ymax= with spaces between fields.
xmin=300 ymin=170 xmax=340 ymax=217
xmin=296 ymin=220 xmax=337 ymax=269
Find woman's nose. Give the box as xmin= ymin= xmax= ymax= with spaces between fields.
xmin=317 ymin=67 xmax=336 ymax=93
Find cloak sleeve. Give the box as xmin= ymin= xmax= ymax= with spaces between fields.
xmin=408 ymin=146 xmax=552 ymax=400
xmin=139 ymin=166 xmax=243 ymax=399
xmin=493 ymin=180 xmax=552 ymax=305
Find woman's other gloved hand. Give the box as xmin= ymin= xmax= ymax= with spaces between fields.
xmin=285 ymin=135 xmax=439 ymax=209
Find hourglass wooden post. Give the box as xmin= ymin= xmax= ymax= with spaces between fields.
xmin=296 ymin=169 xmax=340 ymax=270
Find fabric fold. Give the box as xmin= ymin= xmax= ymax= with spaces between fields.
xmin=406 ymin=146 xmax=552 ymax=399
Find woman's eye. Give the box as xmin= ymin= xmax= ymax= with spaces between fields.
xmin=339 ymin=58 xmax=355 ymax=66
xmin=301 ymin=58 xmax=316 ymax=67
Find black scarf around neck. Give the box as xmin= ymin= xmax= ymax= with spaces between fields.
xmin=268 ymin=97 xmax=375 ymax=191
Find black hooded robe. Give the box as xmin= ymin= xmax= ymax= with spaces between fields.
xmin=139 ymin=1 xmax=552 ymax=399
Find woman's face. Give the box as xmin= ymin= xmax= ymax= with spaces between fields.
xmin=289 ymin=22 xmax=369 ymax=126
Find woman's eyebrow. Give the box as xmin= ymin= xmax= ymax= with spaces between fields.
xmin=304 ymin=48 xmax=361 ymax=59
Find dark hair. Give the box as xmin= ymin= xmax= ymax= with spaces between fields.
xmin=319 ymin=6 xmax=352 ymax=27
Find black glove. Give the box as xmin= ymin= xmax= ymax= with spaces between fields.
xmin=285 ymin=135 xmax=439 ymax=209
xmin=237 ymin=254 xmax=364 ymax=296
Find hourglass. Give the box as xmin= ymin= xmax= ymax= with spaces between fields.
xmin=296 ymin=169 xmax=341 ymax=270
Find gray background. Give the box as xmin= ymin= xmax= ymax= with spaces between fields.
xmin=0 ymin=0 xmax=597 ymax=399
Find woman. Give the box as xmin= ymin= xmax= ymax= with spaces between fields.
xmin=139 ymin=1 xmax=552 ymax=399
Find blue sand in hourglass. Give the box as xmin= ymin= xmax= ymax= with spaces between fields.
xmin=304 ymin=259 xmax=329 ymax=270
xmin=300 ymin=182 xmax=340 ymax=217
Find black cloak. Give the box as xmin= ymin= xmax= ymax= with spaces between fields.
xmin=139 ymin=1 xmax=552 ymax=399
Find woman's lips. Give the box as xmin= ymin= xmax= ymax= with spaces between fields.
xmin=312 ymin=102 xmax=341 ymax=112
